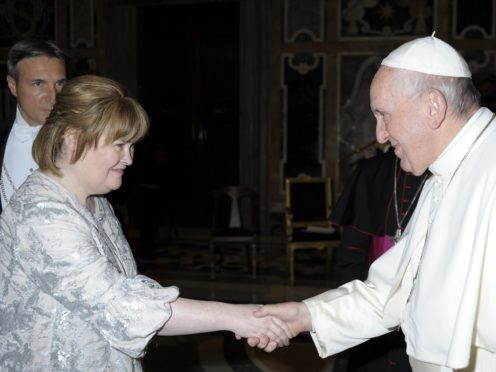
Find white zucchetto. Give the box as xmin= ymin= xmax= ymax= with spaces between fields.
xmin=381 ymin=33 xmax=471 ymax=78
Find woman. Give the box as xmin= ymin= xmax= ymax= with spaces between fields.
xmin=0 ymin=75 xmax=291 ymax=371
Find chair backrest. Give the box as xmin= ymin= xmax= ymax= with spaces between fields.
xmin=211 ymin=186 xmax=259 ymax=233
xmin=285 ymin=176 xmax=332 ymax=229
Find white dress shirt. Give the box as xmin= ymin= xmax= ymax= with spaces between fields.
xmin=0 ymin=107 xmax=41 ymax=207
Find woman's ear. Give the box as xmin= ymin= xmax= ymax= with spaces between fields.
xmin=426 ymin=89 xmax=447 ymax=129
xmin=63 ymin=128 xmax=78 ymax=152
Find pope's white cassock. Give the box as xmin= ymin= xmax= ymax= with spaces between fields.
xmin=303 ymin=107 xmax=496 ymax=370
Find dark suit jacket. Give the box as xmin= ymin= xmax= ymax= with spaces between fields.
xmin=0 ymin=122 xmax=15 ymax=213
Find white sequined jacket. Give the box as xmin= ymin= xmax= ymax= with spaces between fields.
xmin=0 ymin=171 xmax=179 ymax=371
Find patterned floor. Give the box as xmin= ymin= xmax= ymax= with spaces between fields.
xmin=130 ymin=234 xmax=340 ymax=371
xmin=135 ymin=240 xmax=336 ymax=288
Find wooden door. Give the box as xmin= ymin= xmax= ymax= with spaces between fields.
xmin=137 ymin=2 xmax=239 ymax=228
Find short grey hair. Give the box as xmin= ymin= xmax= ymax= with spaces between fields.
xmin=391 ymin=69 xmax=481 ymax=118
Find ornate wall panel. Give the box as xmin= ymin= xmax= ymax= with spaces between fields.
xmin=281 ymin=53 xmax=326 ymax=189
xmin=68 ymin=0 xmax=99 ymax=76
xmin=337 ymin=53 xmax=382 ymax=183
xmin=0 ymin=0 xmax=102 ymax=130
xmin=284 ymin=0 xmax=325 ymax=42
xmin=0 ymin=0 xmax=56 ymax=46
xmin=464 ymin=50 xmax=496 ymax=75
xmin=452 ymin=0 xmax=496 ymax=39
xmin=69 ymin=0 xmax=95 ymax=47
xmin=465 ymin=50 xmax=496 ymax=111
xmin=339 ymin=0 xmax=435 ymax=39
xmin=453 ymin=0 xmax=495 ymax=39
xmin=0 ymin=0 xmax=56 ymax=130
xmin=70 ymin=57 xmax=97 ymax=76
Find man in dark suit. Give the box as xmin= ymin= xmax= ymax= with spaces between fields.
xmin=0 ymin=38 xmax=66 ymax=211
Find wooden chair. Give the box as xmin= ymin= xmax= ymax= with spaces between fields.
xmin=285 ymin=176 xmax=340 ymax=284
xmin=209 ymin=186 xmax=259 ymax=279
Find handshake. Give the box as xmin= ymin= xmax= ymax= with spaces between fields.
xmin=233 ymin=301 xmax=312 ymax=352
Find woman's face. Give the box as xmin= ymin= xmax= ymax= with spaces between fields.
xmin=74 ymin=135 xmax=134 ymax=197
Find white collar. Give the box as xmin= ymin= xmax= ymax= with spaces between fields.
xmin=429 ymin=107 xmax=495 ymax=181
xmin=12 ymin=106 xmax=42 ymax=143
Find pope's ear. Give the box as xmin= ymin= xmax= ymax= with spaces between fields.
xmin=425 ymin=89 xmax=447 ymax=129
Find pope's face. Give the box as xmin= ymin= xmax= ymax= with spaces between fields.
xmin=370 ymin=67 xmax=433 ymax=176
xmin=7 ymin=56 xmax=66 ymax=126
xmin=76 ymin=136 xmax=135 ymax=197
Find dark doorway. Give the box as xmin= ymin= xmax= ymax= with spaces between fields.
xmin=136 ymin=2 xmax=240 ymax=229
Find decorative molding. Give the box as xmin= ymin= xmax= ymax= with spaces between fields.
xmin=71 ymin=57 xmax=97 ymax=75
xmin=338 ymin=0 xmax=436 ymax=40
xmin=0 ymin=0 xmax=55 ymax=46
xmin=69 ymin=0 xmax=95 ymax=47
xmin=284 ymin=0 xmax=324 ymax=43
xmin=280 ymin=53 xmax=326 ymax=190
xmin=464 ymin=50 xmax=496 ymax=75
xmin=464 ymin=50 xmax=496 ymax=112
xmin=452 ymin=0 xmax=495 ymax=39
xmin=287 ymin=52 xmax=321 ymax=75
xmin=336 ymin=52 xmax=382 ymax=187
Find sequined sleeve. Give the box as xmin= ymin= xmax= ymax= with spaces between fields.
xmin=13 ymin=199 xmax=179 ymax=358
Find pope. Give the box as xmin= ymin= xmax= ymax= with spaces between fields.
xmin=251 ymin=34 xmax=496 ymax=372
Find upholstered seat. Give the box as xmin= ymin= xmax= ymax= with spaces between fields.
xmin=285 ymin=176 xmax=340 ymax=284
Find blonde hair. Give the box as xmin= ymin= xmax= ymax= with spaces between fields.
xmin=33 ymin=75 xmax=149 ymax=176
